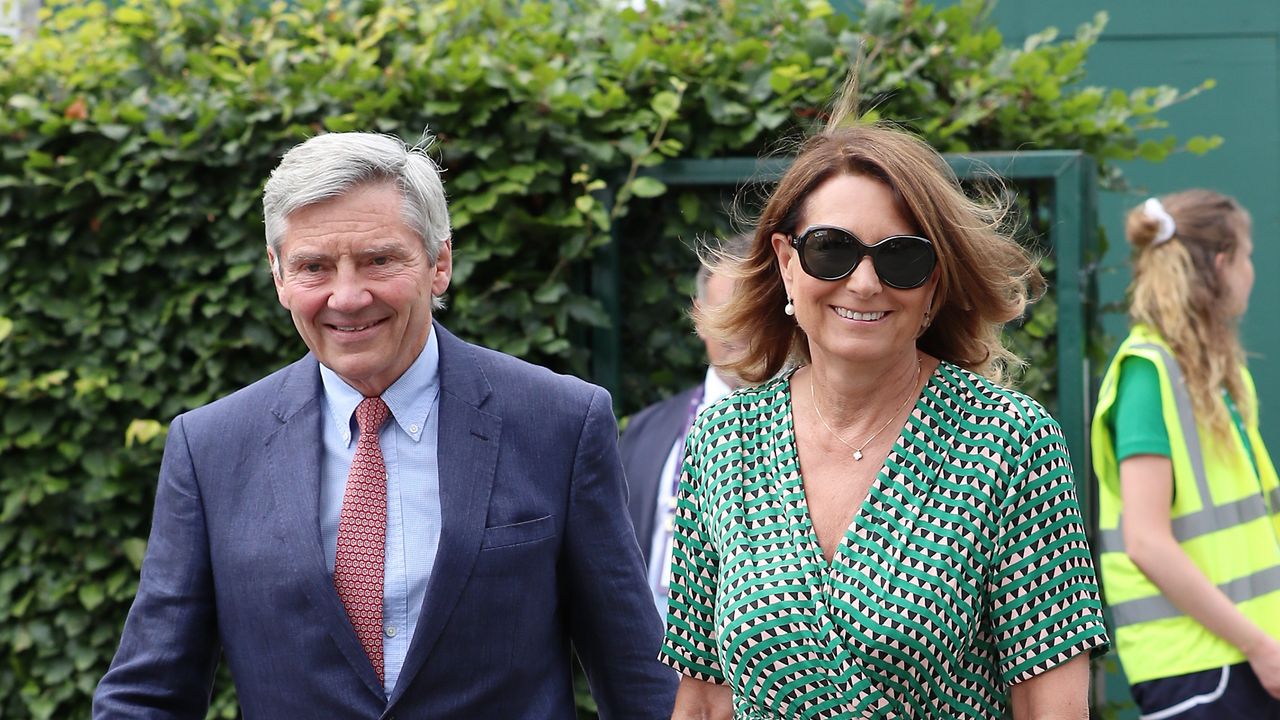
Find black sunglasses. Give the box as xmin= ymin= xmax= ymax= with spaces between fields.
xmin=789 ymin=225 xmax=937 ymax=289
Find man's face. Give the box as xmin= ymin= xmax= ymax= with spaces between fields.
xmin=697 ymin=270 xmax=742 ymax=385
xmin=269 ymin=183 xmax=452 ymax=397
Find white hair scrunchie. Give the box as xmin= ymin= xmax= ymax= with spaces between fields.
xmin=1143 ymin=197 xmax=1176 ymax=245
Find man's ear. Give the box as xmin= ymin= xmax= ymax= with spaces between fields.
xmin=267 ymin=249 xmax=289 ymax=308
xmin=430 ymin=237 xmax=453 ymax=298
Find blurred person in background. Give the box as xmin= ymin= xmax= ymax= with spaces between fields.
xmin=1093 ymin=190 xmax=1280 ymax=717
xmin=620 ymin=234 xmax=748 ymax=619
xmin=660 ymin=80 xmax=1109 ymax=719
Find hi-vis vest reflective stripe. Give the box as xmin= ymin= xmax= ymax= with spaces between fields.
xmin=1093 ymin=328 xmax=1280 ymax=683
xmin=1099 ymin=343 xmax=1280 ymax=624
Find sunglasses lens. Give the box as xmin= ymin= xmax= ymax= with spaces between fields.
xmin=876 ymin=236 xmax=936 ymax=288
xmin=797 ymin=228 xmax=936 ymax=287
xmin=802 ymin=228 xmax=861 ymax=280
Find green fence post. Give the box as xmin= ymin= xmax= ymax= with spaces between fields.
xmin=1050 ymin=153 xmax=1090 ymax=502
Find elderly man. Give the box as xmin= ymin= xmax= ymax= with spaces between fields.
xmin=94 ymin=132 xmax=675 ymax=719
xmin=619 ymin=236 xmax=746 ymax=618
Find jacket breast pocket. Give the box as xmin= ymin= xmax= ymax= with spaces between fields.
xmin=480 ymin=514 xmax=556 ymax=550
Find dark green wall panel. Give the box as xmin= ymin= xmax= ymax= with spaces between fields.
xmin=989 ymin=2 xmax=1278 ymax=38
xmin=986 ymin=2 xmax=1280 ymax=455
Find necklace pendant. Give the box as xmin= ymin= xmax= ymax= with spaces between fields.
xmin=853 ymin=449 xmax=864 ymax=461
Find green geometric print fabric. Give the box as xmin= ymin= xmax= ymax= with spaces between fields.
xmin=660 ymin=362 xmax=1109 ymax=719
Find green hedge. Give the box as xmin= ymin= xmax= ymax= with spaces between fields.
xmin=0 ymin=0 xmax=1211 ymax=716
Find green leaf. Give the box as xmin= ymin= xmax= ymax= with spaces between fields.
xmin=78 ymin=583 xmax=105 ymax=611
xmin=629 ymin=176 xmax=666 ymax=198
xmin=8 ymin=93 xmax=40 ymax=110
xmin=122 ymin=539 xmax=148 ymax=571
xmin=12 ymin=625 xmax=32 ymax=653
xmin=1185 ymin=134 xmax=1223 ymax=155
xmin=99 ymin=124 xmax=131 ymax=141
xmin=27 ymin=150 xmax=54 ymax=169
xmin=124 ymin=419 xmax=166 ymax=448
xmin=85 ymin=549 xmax=113 ymax=572
xmin=323 ymin=113 xmax=361 ymax=132
xmin=533 ymin=283 xmax=568 ymax=304
xmin=651 ymin=91 xmax=680 ymax=120
xmin=1137 ymin=139 xmax=1169 ymax=162
xmin=113 ymin=6 xmax=148 ymax=25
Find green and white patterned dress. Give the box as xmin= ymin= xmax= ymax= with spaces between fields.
xmin=660 ymin=362 xmax=1109 ymax=719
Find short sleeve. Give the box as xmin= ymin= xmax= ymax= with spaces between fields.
xmin=1113 ymin=356 xmax=1171 ymax=461
xmin=658 ymin=427 xmax=725 ymax=683
xmin=989 ymin=416 xmax=1110 ymax=685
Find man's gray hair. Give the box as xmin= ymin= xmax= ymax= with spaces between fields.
xmin=695 ymin=232 xmax=752 ymax=302
xmin=263 ymin=132 xmax=451 ymax=277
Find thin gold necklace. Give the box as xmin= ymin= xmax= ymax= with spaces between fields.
xmin=809 ymin=358 xmax=921 ymax=462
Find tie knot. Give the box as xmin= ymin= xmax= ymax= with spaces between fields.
xmin=355 ymin=396 xmax=390 ymax=437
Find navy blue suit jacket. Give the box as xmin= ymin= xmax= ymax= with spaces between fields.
xmin=618 ymin=385 xmax=701 ymax=567
xmin=94 ymin=323 xmax=675 ymax=719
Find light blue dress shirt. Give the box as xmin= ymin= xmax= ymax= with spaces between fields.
xmin=319 ymin=329 xmax=442 ymax=695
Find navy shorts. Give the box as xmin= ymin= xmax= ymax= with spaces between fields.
xmin=1130 ymin=662 xmax=1280 ymax=719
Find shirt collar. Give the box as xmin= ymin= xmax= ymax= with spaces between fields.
xmin=701 ymin=365 xmax=734 ymax=409
xmin=319 ymin=327 xmax=441 ymax=446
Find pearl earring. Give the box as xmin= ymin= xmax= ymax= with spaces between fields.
xmin=784 ymin=298 xmax=795 ymax=316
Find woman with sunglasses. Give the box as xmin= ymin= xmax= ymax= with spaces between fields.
xmin=659 ymin=93 xmax=1108 ymax=719
xmin=1092 ymin=191 xmax=1280 ymax=718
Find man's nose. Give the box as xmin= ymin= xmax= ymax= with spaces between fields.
xmin=327 ymin=268 xmax=372 ymax=312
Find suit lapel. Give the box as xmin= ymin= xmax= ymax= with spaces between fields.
xmin=391 ymin=323 xmax=501 ymax=705
xmin=264 ymin=355 xmax=386 ymax=699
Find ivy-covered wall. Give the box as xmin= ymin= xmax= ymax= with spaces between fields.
xmin=0 ymin=0 xmax=1212 ymax=716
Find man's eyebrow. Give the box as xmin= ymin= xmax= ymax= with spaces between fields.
xmin=356 ymin=244 xmax=406 ymax=258
xmin=284 ymin=251 xmax=329 ymax=265
xmin=283 ymin=243 xmax=408 ymax=266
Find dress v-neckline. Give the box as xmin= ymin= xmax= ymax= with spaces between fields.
xmin=782 ymin=365 xmax=937 ymax=573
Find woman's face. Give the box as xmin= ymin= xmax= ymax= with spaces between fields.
xmin=1217 ymin=230 xmax=1254 ymax=319
xmin=773 ymin=173 xmax=939 ymax=370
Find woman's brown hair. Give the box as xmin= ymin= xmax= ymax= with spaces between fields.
xmin=698 ymin=85 xmax=1043 ymax=385
xmin=1125 ymin=189 xmax=1251 ymax=435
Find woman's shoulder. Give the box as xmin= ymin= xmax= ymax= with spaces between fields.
xmin=689 ymin=369 xmax=793 ymax=437
xmin=934 ymin=361 xmax=1061 ymax=440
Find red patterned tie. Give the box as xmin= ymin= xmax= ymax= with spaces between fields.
xmin=334 ymin=396 xmax=391 ymax=683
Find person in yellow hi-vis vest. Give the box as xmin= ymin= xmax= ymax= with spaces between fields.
xmin=1093 ymin=189 xmax=1280 ymax=717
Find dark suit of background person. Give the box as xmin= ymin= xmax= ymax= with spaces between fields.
xmin=92 ymin=132 xmax=676 ymax=719
xmin=620 ymin=251 xmax=741 ymax=615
